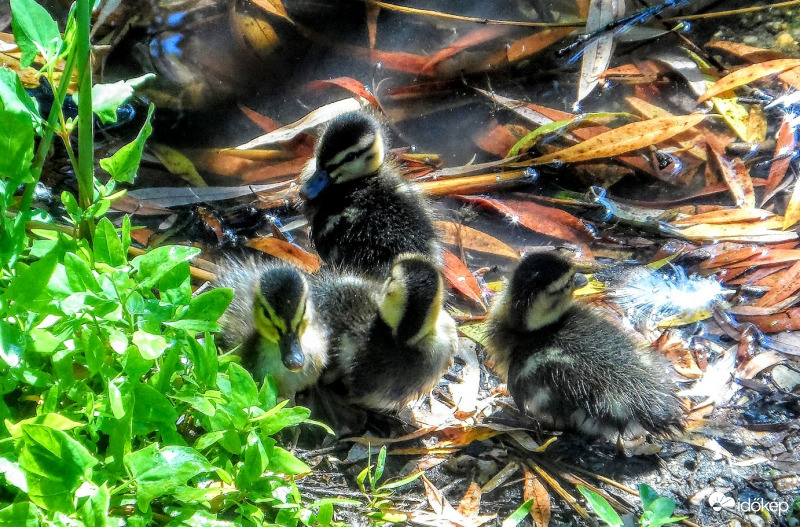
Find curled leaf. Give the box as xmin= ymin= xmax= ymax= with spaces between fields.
xmin=698 ymin=59 xmax=800 ymax=103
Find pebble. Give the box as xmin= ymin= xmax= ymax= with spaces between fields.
xmin=776 ymin=32 xmax=797 ymax=49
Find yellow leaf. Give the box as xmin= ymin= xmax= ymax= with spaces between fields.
xmin=530 ymin=114 xmax=707 ymax=164
xmin=698 ymin=58 xmax=800 ymax=102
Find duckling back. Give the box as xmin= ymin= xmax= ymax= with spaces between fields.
xmin=486 ymin=252 xmax=685 ymax=439
xmin=216 ymin=257 xmax=328 ymax=399
xmin=300 ymin=112 xmax=440 ymax=277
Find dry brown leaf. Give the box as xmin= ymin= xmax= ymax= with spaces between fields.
xmin=250 ymin=0 xmax=290 ymax=20
xmin=764 ymin=116 xmax=797 ymax=203
xmin=755 ymin=260 xmax=800 ymax=307
xmin=723 ymin=249 xmax=800 ymax=269
xmin=436 ymin=221 xmax=519 ymax=260
xmin=456 ymin=482 xmax=483 ymax=518
xmin=671 ymin=208 xmax=773 ymax=226
xmin=422 ymin=26 xmax=510 ymax=75
xmin=442 ymin=250 xmax=486 ymax=310
xmin=410 ymin=475 xmax=496 ymax=527
xmin=529 ymin=114 xmax=707 ymax=164
xmin=523 ymin=467 xmax=551 ymax=527
xmin=245 ymin=238 xmax=321 ymax=273
xmin=706 ymin=141 xmax=754 ymax=208
xmin=417 ymin=170 xmax=532 ymax=197
xmin=705 ymin=40 xmax=785 ymax=63
xmin=506 ymin=28 xmax=575 ymax=62
xmin=676 ymin=217 xmax=798 ymax=243
xmin=698 ymin=59 xmax=800 ymax=103
xmin=741 ymin=307 xmax=800 ymax=333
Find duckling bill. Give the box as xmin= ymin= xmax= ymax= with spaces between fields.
xmin=300 ymin=111 xmax=440 ymax=277
xmin=312 ymin=254 xmax=458 ymax=412
xmin=216 ymin=258 xmax=328 ymax=399
xmin=486 ymin=252 xmax=685 ymax=439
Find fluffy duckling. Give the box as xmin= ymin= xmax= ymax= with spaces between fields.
xmin=217 ymin=258 xmax=328 ymax=399
xmin=312 ymin=254 xmax=458 ymax=412
xmin=299 ymin=111 xmax=439 ymax=277
xmin=486 ymin=252 xmax=685 ymax=439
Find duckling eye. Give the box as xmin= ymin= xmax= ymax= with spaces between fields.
xmin=343 ymin=152 xmax=358 ymax=163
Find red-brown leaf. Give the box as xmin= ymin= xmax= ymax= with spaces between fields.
xmin=246 ymin=237 xmax=321 ymax=273
xmin=764 ymin=116 xmax=797 ymax=202
xmin=442 ymin=250 xmax=486 ymax=309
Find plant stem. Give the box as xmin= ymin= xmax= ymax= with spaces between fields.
xmin=75 ymin=0 xmax=94 ymax=239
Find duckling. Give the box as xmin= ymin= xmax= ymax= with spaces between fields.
xmin=216 ymin=257 xmax=328 ymax=399
xmin=486 ymin=252 xmax=685 ymax=439
xmin=312 ymin=254 xmax=458 ymax=412
xmin=299 ymin=111 xmax=440 ymax=277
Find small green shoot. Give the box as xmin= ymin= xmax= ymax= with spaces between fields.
xmin=357 ymin=446 xmax=423 ymax=525
xmin=578 ymin=484 xmax=686 ymax=527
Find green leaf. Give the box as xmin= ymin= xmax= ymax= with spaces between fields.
xmin=6 ymin=413 xmax=84 ymax=439
xmin=502 ymin=498 xmax=533 ymax=527
xmin=377 ymin=470 xmax=422 ymax=491
xmin=316 ymin=503 xmax=334 ymax=526
xmin=64 ymin=251 xmax=100 ymax=292
xmin=577 ymin=485 xmax=623 ymax=527
xmin=93 ymin=217 xmax=126 ymax=267
xmin=374 ymin=446 xmax=387 ymax=484
xmin=188 ymin=336 xmax=218 ymax=388
xmin=86 ymin=74 xmax=154 ymax=124
xmin=0 ymin=108 xmax=34 ymax=188
xmin=183 ymin=288 xmax=233 ymax=323
xmin=133 ymin=382 xmax=178 ymax=431
xmin=0 ymin=68 xmax=40 ymax=127
xmin=236 ymin=432 xmax=269 ymax=488
xmin=0 ymin=502 xmax=40 ymax=526
xmin=80 ymin=483 xmax=110 ymax=527
xmin=99 ymin=104 xmax=154 ymax=183
xmin=18 ymin=424 xmax=98 ymax=512
xmin=0 ymin=321 xmax=25 ymax=369
xmin=10 ymin=0 xmax=63 ymax=66
xmin=256 ymin=406 xmax=310 ymax=437
xmin=641 ymin=497 xmax=685 ymax=527
xmin=131 ymin=244 xmax=199 ymax=290
xmin=108 ymin=377 xmax=133 ymax=420
xmin=124 ymin=444 xmax=213 ymax=512
xmin=5 ymin=249 xmax=58 ymax=309
xmin=226 ymin=362 xmax=259 ymax=411
xmin=132 ymin=330 xmax=169 ymax=360
xmin=266 ymin=446 xmax=311 ymax=475
xmin=639 ymin=484 xmax=659 ymax=511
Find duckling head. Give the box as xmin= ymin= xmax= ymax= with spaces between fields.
xmin=379 ymin=254 xmax=443 ymax=345
xmin=493 ymin=252 xmax=583 ymax=331
xmin=252 ymin=267 xmax=313 ymax=372
xmin=301 ymin=112 xmax=386 ymax=199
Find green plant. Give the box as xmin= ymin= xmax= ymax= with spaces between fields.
xmin=578 ymin=484 xmax=686 ymax=527
xmin=356 ymin=446 xmax=423 ymax=525
xmin=0 ymin=1 xmax=336 ymax=524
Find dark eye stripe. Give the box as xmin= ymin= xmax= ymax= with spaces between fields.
xmin=328 ymin=143 xmax=372 ymax=172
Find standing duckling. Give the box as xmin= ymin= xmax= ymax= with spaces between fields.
xmin=486 ymin=252 xmax=685 ymax=439
xmin=299 ymin=111 xmax=439 ymax=277
xmin=217 ymin=258 xmax=328 ymax=399
xmin=312 ymin=254 xmax=458 ymax=412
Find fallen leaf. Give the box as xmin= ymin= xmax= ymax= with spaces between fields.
xmin=442 ymin=250 xmax=486 ymax=309
xmin=740 ymin=307 xmax=800 ymax=333
xmin=755 ymin=260 xmax=800 ymax=307
xmin=436 ymin=221 xmax=519 ymax=260
xmin=506 ymin=28 xmax=575 ymax=62
xmin=706 ymin=141 xmax=755 ymax=207
xmin=456 ymin=482 xmax=483 ymax=518
xmin=705 ymin=40 xmax=784 ymax=63
xmin=423 ymin=26 xmax=510 ymax=75
xmin=523 ymin=468 xmax=551 ymax=527
xmin=529 ymin=114 xmax=707 ymax=164
xmin=746 ymin=105 xmax=767 ymax=143
xmin=308 ymin=77 xmax=379 ymax=108
xmin=577 ymin=0 xmax=624 ymax=104
xmin=671 ymin=208 xmax=773 ymax=226
xmin=698 ymin=59 xmax=800 ymax=103
xmin=783 ymin=173 xmax=800 ymax=230
xmin=763 ymin=116 xmax=797 ymax=203
xmin=246 ymin=237 xmax=321 ymax=273
xmin=417 ymin=170 xmax=533 ymax=197
xmin=151 ymin=144 xmax=206 ymax=187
